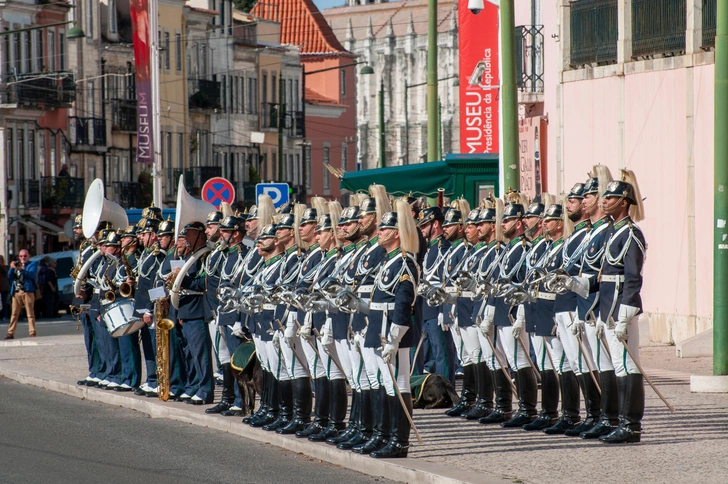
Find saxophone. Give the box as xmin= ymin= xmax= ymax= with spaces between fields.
xmin=155 ymin=296 xmax=175 ymax=401
xmin=119 ymin=252 xmax=137 ymax=298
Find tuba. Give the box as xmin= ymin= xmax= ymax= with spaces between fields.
xmin=73 ymin=250 xmax=104 ymax=296
xmin=170 ymin=246 xmax=212 ymax=309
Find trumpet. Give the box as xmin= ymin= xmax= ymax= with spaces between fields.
xmin=103 ymin=275 xmax=116 ymax=303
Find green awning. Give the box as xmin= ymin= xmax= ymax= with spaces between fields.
xmin=339 ymin=161 xmax=455 ymax=198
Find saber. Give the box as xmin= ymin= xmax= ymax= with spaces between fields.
xmin=509 ymin=314 xmax=541 ymax=382
xmin=274 ymin=319 xmax=313 ymax=380
xmin=565 ymin=312 xmax=601 ymax=393
xmin=609 ymin=318 xmax=675 ymax=413
xmin=409 ymin=329 xmax=427 ymax=377
xmin=478 ymin=317 xmax=518 ymax=397
xmin=311 ymin=326 xmax=347 ymax=377
xmin=588 ymin=310 xmax=613 ymax=360
xmin=379 ymin=336 xmax=424 ymax=444
xmin=542 ymin=336 xmax=560 ymax=386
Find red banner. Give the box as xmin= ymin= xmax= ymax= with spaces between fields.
xmin=130 ymin=0 xmax=153 ymax=163
xmin=459 ymin=2 xmax=499 ymax=154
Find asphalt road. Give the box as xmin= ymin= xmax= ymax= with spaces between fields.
xmin=0 ymin=315 xmax=80 ymax=338
xmin=0 ymin=377 xmax=393 ymax=484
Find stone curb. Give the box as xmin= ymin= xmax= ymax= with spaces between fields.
xmin=0 ymin=363 xmax=505 ymax=484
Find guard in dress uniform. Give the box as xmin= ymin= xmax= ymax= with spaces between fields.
xmin=462 ymin=200 xmax=503 ymax=421
xmin=171 ymin=222 xmax=214 ymax=405
xmin=72 ymin=215 xmax=103 ymax=387
xmin=207 ymin=214 xmax=250 ymax=417
xmin=417 ymin=205 xmax=455 ymax=385
xmin=204 ymin=210 xmax=226 ymax=383
xmin=362 ymin=200 xmax=420 ymax=458
xmin=572 ymin=165 xmax=621 ymax=439
xmin=135 ymin=216 xmax=166 ymax=396
xmin=588 ymin=170 xmax=646 ymax=444
xmin=479 ymin=191 xmax=534 ymax=425
xmin=114 ymin=225 xmax=142 ymax=392
xmin=546 ymin=183 xmax=600 ymax=436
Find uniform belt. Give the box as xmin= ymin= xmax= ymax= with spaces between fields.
xmin=262 ymin=304 xmax=276 ymax=310
xmin=600 ymin=275 xmax=624 ymax=283
xmin=537 ymin=292 xmax=556 ymax=301
xmin=444 ymin=287 xmax=458 ymax=294
xmin=357 ymin=285 xmax=373 ymax=293
xmin=369 ymin=302 xmax=395 ymax=311
xmin=93 ymin=289 xmax=100 ymax=294
xmin=461 ymin=291 xmax=475 ymax=298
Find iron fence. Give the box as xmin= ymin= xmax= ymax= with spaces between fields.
xmin=570 ymin=0 xmax=618 ymax=67
xmin=41 ymin=176 xmax=84 ymax=208
xmin=516 ymin=25 xmax=545 ymax=93
xmin=632 ymin=0 xmax=686 ymax=58
xmin=702 ymin=0 xmax=717 ymax=49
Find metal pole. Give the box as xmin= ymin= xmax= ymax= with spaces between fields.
xmin=150 ymin=0 xmax=163 ymax=206
xmin=404 ymin=81 xmax=409 ymax=165
xmin=715 ymin=0 xmax=728 ymax=375
xmin=426 ymin=0 xmax=438 ymax=162
xmin=500 ymin=0 xmax=520 ymax=190
xmin=379 ymin=80 xmax=385 ymax=168
xmin=278 ymin=77 xmax=285 ymax=182
xmin=437 ymin=96 xmax=442 ymax=160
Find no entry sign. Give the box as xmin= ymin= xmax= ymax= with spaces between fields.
xmin=202 ymin=177 xmax=235 ymax=207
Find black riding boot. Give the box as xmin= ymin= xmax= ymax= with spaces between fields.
xmin=461 ymin=362 xmax=494 ymax=420
xmin=445 ymin=364 xmax=476 ymax=417
xmin=566 ymin=371 xmax=602 ymax=436
xmin=352 ymin=387 xmax=389 ymax=454
xmin=328 ymin=389 xmax=359 ymax=445
xmin=523 ymin=369 xmax=559 ymax=430
xmin=278 ymin=377 xmax=313 ymax=434
xmin=309 ymin=379 xmax=347 ymax=441
xmin=338 ymin=389 xmax=372 ymax=449
xmin=263 ymin=378 xmax=292 ymax=431
xmin=206 ymin=363 xmax=235 ymax=414
xmin=479 ymin=369 xmax=513 ymax=424
xmin=371 ymin=394 xmax=412 ymax=458
xmin=600 ymin=374 xmax=644 ymax=444
xmin=544 ymin=370 xmax=581 ymax=434
xmin=582 ymin=370 xmax=619 ymax=438
xmin=502 ymin=368 xmax=537 ymax=427
xmin=251 ymin=371 xmax=279 ymax=427
xmin=297 ymin=377 xmax=330 ymax=438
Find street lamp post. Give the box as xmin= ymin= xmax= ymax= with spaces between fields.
xmin=379 ymin=80 xmax=385 ymax=168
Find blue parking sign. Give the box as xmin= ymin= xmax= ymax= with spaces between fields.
xmin=256 ymin=183 xmax=290 ymax=208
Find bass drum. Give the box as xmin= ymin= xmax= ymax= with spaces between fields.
xmin=103 ymin=299 xmax=145 ymax=337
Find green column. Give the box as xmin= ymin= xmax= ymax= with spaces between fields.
xmin=278 ymin=77 xmax=285 ymax=182
xmin=501 ymin=0 xmax=519 ymax=190
xmin=379 ymin=80 xmax=385 ymax=168
xmin=715 ymin=0 xmax=728 ymax=375
xmin=426 ymin=0 xmax=438 ymax=162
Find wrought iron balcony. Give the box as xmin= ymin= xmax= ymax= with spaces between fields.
xmin=17 ymin=179 xmax=41 ymax=209
xmin=110 ymin=99 xmax=137 ymax=132
xmin=570 ymin=0 xmax=618 ymax=67
xmin=516 ymin=25 xmax=544 ymax=93
xmin=113 ymin=181 xmax=151 ymax=209
xmin=702 ymin=0 xmax=716 ymax=50
xmin=173 ymin=167 xmax=222 ymax=196
xmin=188 ymin=78 xmax=221 ymax=110
xmin=261 ymin=102 xmax=304 ymax=137
xmin=0 ymin=73 xmax=76 ymax=107
xmin=69 ymin=117 xmax=107 ymax=147
xmin=233 ymin=23 xmax=257 ymax=47
xmin=41 ymin=176 xmax=85 ymax=209
xmin=632 ymin=0 xmax=686 ymax=58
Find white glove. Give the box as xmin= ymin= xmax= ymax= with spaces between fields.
xmin=284 ymin=320 xmax=296 ymax=347
xmin=298 ymin=313 xmax=313 ymax=339
xmin=272 ymin=330 xmax=282 ymax=350
xmin=437 ymin=312 xmax=448 ymax=331
xmin=571 ymin=276 xmax=590 ymax=298
xmin=382 ymin=323 xmax=409 ymax=363
xmin=479 ymin=305 xmax=495 ymax=337
xmin=615 ymin=305 xmax=640 ymax=342
xmin=321 ymin=317 xmax=335 ymax=348
xmin=231 ymin=322 xmax=245 ymax=338
xmin=571 ymin=317 xmax=585 ymax=336
xmin=596 ymin=318 xmax=606 ymax=340
xmin=511 ymin=304 xmax=526 ymax=339
xmin=353 ymin=331 xmax=365 ymax=350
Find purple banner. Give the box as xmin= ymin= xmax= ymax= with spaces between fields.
xmin=130 ymin=0 xmax=153 ymax=163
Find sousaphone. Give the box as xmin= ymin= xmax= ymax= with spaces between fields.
xmin=174 ymin=175 xmax=216 ymax=241
xmin=81 ymin=179 xmax=129 ymax=239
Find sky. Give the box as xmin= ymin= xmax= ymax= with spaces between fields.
xmin=312 ymin=0 xmax=346 ymax=11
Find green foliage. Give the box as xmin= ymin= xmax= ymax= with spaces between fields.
xmin=233 ymin=0 xmax=257 ymax=13
xmin=248 ymin=165 xmax=261 ymax=184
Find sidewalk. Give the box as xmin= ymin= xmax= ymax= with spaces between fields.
xmin=1 ymin=329 xmax=726 ymax=484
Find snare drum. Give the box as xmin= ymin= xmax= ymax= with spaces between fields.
xmin=103 ymin=299 xmax=145 ymax=337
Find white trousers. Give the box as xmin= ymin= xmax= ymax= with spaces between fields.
xmin=299 ymin=334 xmax=326 ymax=380
xmin=606 ymin=318 xmax=641 ymax=377
xmin=499 ymin=326 xmax=531 ymax=371
xmin=361 ymin=345 xmax=381 ymax=390
xmin=460 ymin=325 xmax=483 ymax=366
xmin=349 ymin=335 xmax=372 ymax=390
xmin=266 ymin=338 xmax=288 ymax=380
xmin=374 ymin=347 xmax=411 ymax=397
xmin=450 ymin=323 xmax=467 ymax=365
xmin=585 ymin=321 xmax=614 ymax=371
xmin=531 ymin=334 xmax=564 ymax=372
xmin=253 ymin=333 xmax=269 ymax=372
xmin=279 ymin=333 xmax=308 ymax=380
xmin=555 ymin=311 xmax=596 ymax=375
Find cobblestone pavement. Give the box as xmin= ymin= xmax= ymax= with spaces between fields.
xmin=1 ymin=332 xmax=726 ymax=484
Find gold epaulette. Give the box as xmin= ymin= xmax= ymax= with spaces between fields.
xmin=400 ymin=274 xmax=412 ymax=283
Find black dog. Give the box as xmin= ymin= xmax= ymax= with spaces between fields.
xmin=412 ymin=373 xmax=459 ymax=409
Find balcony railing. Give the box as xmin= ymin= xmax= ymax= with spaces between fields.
xmin=69 ymin=117 xmax=107 ymax=147
xmin=41 ymin=176 xmax=85 ymax=209
xmin=188 ymin=78 xmax=221 ymax=110
xmin=516 ymin=25 xmax=544 ymax=93
xmin=113 ymin=181 xmax=151 ymax=208
xmin=702 ymin=0 xmax=717 ymax=49
xmin=233 ymin=23 xmax=257 ymax=47
xmin=262 ymin=102 xmax=304 ymax=137
xmin=0 ymin=73 xmax=76 ymax=107
xmin=111 ymin=99 xmax=137 ymax=132
xmin=173 ymin=167 xmax=223 ymax=196
xmin=632 ymin=0 xmax=686 ymax=58
xmin=570 ymin=0 xmax=618 ymax=67
xmin=17 ymin=179 xmax=41 ymax=209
